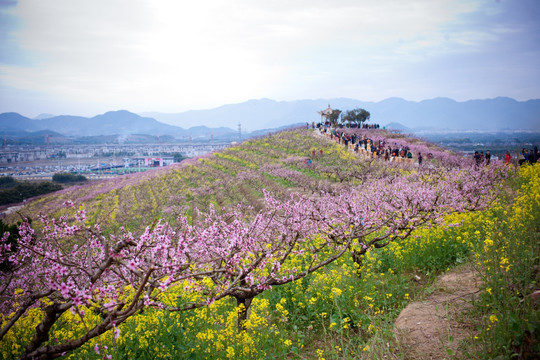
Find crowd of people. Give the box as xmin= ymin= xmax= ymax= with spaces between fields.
xmin=518 ymin=147 xmax=539 ymax=166
xmin=473 ymin=150 xmax=492 ymax=166
xmin=312 ymin=120 xmax=539 ymax=168
xmin=315 ymin=122 xmax=418 ymax=164
xmin=308 ymin=121 xmax=381 ymax=130
xmin=481 ymin=148 xmax=539 ymax=166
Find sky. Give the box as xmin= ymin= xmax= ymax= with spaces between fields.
xmin=0 ymin=0 xmax=539 ymax=118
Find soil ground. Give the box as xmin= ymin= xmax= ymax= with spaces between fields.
xmin=394 ymin=265 xmax=482 ymax=359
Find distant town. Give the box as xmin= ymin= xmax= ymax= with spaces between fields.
xmin=0 ymin=142 xmax=230 ymax=180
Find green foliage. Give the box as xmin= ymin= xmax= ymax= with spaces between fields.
xmin=342 ymin=108 xmax=371 ymax=127
xmin=0 ymin=176 xmax=17 ymax=189
xmin=52 ymin=172 xmax=88 ymax=183
xmin=0 ymin=181 xmax=62 ymax=206
xmin=326 ymin=109 xmax=341 ymax=126
xmin=171 ymin=152 xmax=188 ymax=162
xmin=0 ymin=219 xmax=28 ymax=272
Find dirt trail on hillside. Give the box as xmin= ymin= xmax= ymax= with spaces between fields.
xmin=394 ymin=265 xmax=482 ymax=359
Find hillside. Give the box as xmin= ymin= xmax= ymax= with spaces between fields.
xmin=14 ymin=128 xmax=451 ymax=232
xmin=2 ymin=129 xmax=538 ymax=360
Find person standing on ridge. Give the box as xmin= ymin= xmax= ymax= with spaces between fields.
xmin=504 ymin=151 xmax=512 ymax=165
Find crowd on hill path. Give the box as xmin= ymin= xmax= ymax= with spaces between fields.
xmin=314 ymin=122 xmax=419 ymax=165
xmin=313 ymin=121 xmax=540 ymax=168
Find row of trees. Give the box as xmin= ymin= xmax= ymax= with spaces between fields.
xmin=0 ymin=174 xmax=86 ymax=206
xmin=0 ymin=160 xmax=506 ymax=358
xmin=0 ymin=177 xmax=62 ymax=206
xmin=52 ymin=172 xmax=88 ymax=183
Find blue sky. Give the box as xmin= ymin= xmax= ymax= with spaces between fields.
xmin=0 ymin=0 xmax=539 ymax=117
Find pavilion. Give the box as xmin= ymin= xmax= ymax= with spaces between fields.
xmin=317 ymin=104 xmax=341 ymax=122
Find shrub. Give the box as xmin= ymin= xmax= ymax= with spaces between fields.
xmin=0 ymin=176 xmax=17 ymax=189
xmin=52 ymin=172 xmax=88 ymax=183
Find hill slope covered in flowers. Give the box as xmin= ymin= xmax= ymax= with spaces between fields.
xmin=1 ymin=129 xmax=538 ymax=359
xmin=11 ymin=128 xmax=457 ymax=232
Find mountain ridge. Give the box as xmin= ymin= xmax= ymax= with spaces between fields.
xmin=142 ymin=97 xmax=540 ymax=131
xmin=0 ymin=111 xmax=239 ymax=139
xmin=1 ymin=97 xmax=539 ymax=139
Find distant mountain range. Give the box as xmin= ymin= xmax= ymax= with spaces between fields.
xmin=1 ymin=97 xmax=539 ymax=143
xmin=0 ymin=110 xmax=238 ymax=142
xmin=143 ymin=97 xmax=540 ymax=131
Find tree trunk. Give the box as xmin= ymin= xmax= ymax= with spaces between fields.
xmin=21 ymin=303 xmax=68 ymax=360
xmin=235 ymin=296 xmax=253 ymax=331
xmin=351 ymin=247 xmax=368 ymax=279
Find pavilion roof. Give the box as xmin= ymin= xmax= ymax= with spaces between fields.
xmin=317 ymin=104 xmax=336 ymax=116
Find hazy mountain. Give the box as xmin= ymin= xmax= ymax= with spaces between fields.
xmin=34 ymin=113 xmax=56 ymax=120
xmin=1 ymin=111 xmax=186 ymax=137
xmin=143 ymin=97 xmax=540 ymax=131
xmin=2 ymin=97 xmax=539 ymax=140
xmin=0 ymin=110 xmax=241 ymax=142
xmin=40 ymin=110 xmax=189 ymax=136
xmin=0 ymin=112 xmax=41 ymax=133
xmin=385 ymin=122 xmax=412 ymax=132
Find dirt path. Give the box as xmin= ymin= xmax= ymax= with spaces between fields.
xmin=0 ymin=204 xmax=25 ymax=217
xmin=394 ymin=265 xmax=482 ymax=359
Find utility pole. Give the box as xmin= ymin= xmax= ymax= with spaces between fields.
xmin=238 ymin=123 xmax=241 ymax=141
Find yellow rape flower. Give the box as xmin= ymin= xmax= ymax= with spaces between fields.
xmin=331 ymin=287 xmax=342 ymax=296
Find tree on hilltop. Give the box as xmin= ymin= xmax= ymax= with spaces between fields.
xmin=342 ymin=108 xmax=370 ymax=127
xmin=326 ymin=109 xmax=341 ymax=126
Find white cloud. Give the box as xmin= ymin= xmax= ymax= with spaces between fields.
xmin=0 ymin=0 xmax=538 ymax=115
